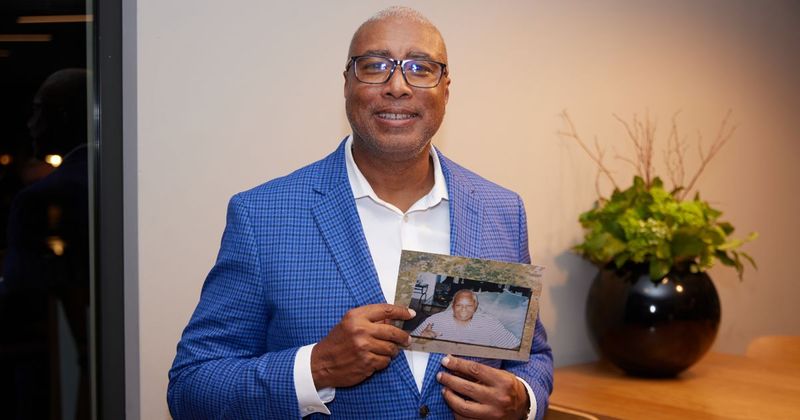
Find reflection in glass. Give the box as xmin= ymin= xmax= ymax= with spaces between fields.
xmin=1 ymin=2 xmax=91 ymax=419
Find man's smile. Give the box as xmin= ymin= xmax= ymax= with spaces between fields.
xmin=372 ymin=108 xmax=421 ymax=128
xmin=375 ymin=112 xmax=419 ymax=120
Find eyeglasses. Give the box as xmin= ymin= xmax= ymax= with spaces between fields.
xmin=346 ymin=55 xmax=448 ymax=88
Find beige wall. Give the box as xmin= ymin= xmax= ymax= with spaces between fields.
xmin=135 ymin=1 xmax=800 ymax=418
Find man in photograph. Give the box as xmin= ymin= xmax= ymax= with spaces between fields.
xmin=412 ymin=289 xmax=521 ymax=349
xmin=168 ymin=6 xmax=553 ymax=419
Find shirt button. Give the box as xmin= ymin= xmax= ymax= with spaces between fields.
xmin=403 ymin=215 xmax=409 ymax=222
xmin=419 ymin=404 xmax=429 ymax=417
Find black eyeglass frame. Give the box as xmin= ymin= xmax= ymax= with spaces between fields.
xmin=345 ymin=55 xmax=448 ymax=88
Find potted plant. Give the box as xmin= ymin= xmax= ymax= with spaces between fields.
xmin=559 ymin=110 xmax=757 ymax=377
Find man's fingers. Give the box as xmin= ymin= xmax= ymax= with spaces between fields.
xmin=441 ymin=355 xmax=492 ymax=383
xmin=439 ymin=355 xmax=529 ymax=419
xmin=355 ymin=335 xmax=401 ymax=357
xmin=312 ymin=304 xmax=417 ymax=389
xmin=441 ymin=386 xmax=487 ymax=420
xmin=436 ymin=370 xmax=490 ymax=403
xmin=372 ymin=323 xmax=412 ymax=346
xmin=363 ymin=304 xmax=416 ymax=322
xmin=365 ymin=354 xmax=392 ymax=372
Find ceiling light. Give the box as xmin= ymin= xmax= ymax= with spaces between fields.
xmin=0 ymin=34 xmax=52 ymax=42
xmin=17 ymin=15 xmax=93 ymax=24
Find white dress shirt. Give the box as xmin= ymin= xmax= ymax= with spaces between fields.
xmin=293 ymin=136 xmax=536 ymax=419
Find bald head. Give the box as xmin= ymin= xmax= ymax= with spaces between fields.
xmin=36 ymin=68 xmax=88 ymax=112
xmin=452 ymin=289 xmax=478 ymax=306
xmin=348 ymin=6 xmax=447 ymax=61
xmin=28 ymin=68 xmax=89 ymax=153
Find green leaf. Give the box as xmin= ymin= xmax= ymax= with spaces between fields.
xmin=718 ymin=221 xmax=735 ymax=235
xmin=718 ymin=238 xmax=744 ymax=251
xmin=739 ymin=251 xmax=758 ymax=270
xmin=704 ymin=205 xmax=722 ymax=221
xmin=715 ymin=250 xmax=736 ymax=267
xmin=573 ymin=174 xmax=757 ymax=279
xmin=649 ymin=259 xmax=671 ymax=280
xmin=672 ymin=233 xmax=706 ymax=260
xmin=614 ymin=253 xmax=629 ymax=269
xmin=651 ymin=177 xmax=664 ymax=189
xmin=582 ymin=231 xmax=627 ymax=264
xmin=705 ymin=227 xmax=727 ymax=246
xmin=655 ymin=241 xmax=671 ymax=259
xmin=732 ymin=252 xmax=745 ymax=280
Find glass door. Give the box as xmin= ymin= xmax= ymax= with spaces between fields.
xmin=0 ymin=0 xmax=125 ymax=418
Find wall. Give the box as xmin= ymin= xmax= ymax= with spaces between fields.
xmin=134 ymin=1 xmax=800 ymax=418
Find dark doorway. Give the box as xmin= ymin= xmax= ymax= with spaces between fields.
xmin=1 ymin=0 xmax=125 ymax=418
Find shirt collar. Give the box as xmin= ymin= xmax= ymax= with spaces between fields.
xmin=344 ymin=135 xmax=449 ymax=212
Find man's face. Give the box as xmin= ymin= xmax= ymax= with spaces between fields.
xmin=453 ymin=294 xmax=477 ymax=323
xmin=344 ymin=17 xmax=450 ymax=162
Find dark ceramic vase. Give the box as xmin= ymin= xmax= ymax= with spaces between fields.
xmin=586 ymin=263 xmax=721 ymax=377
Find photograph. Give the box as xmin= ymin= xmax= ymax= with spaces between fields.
xmin=403 ymin=274 xmax=532 ymax=351
xmin=393 ymin=250 xmax=544 ymax=361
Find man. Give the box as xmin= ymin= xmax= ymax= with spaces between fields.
xmin=169 ymin=6 xmax=552 ymax=419
xmin=412 ymin=289 xmax=521 ymax=350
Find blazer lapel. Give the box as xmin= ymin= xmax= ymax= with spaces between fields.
xmin=311 ymin=143 xmax=384 ymax=307
xmin=310 ymin=141 xmax=419 ymax=396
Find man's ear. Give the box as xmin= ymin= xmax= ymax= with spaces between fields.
xmin=343 ymin=71 xmax=349 ymax=98
xmin=444 ymin=77 xmax=451 ymax=104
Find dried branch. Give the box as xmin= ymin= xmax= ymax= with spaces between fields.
xmin=561 ymin=109 xmax=736 ymax=200
xmin=613 ymin=114 xmax=643 ymax=177
xmin=614 ymin=153 xmax=639 ymax=171
xmin=643 ymin=114 xmax=656 ymax=185
xmin=664 ymin=111 xmax=687 ymax=191
xmin=558 ymin=110 xmax=620 ymax=195
xmin=679 ymin=109 xmax=737 ymax=199
xmin=613 ymin=112 xmax=657 ymax=187
xmin=594 ymin=167 xmax=605 ymax=203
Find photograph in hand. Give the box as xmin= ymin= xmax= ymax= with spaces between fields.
xmin=393 ymin=250 xmax=544 ymax=361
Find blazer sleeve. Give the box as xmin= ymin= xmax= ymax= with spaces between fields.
xmin=502 ymin=196 xmax=554 ymax=420
xmin=167 ymin=194 xmax=301 ymax=419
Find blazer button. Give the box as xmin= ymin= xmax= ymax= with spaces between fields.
xmin=419 ymin=405 xmax=430 ymax=417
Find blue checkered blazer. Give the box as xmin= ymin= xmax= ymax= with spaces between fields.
xmin=168 ymin=140 xmax=553 ymax=419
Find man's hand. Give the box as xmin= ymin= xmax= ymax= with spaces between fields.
xmin=311 ymin=304 xmax=415 ymax=389
xmin=418 ymin=323 xmax=441 ymax=339
xmin=437 ymin=355 xmax=530 ymax=420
